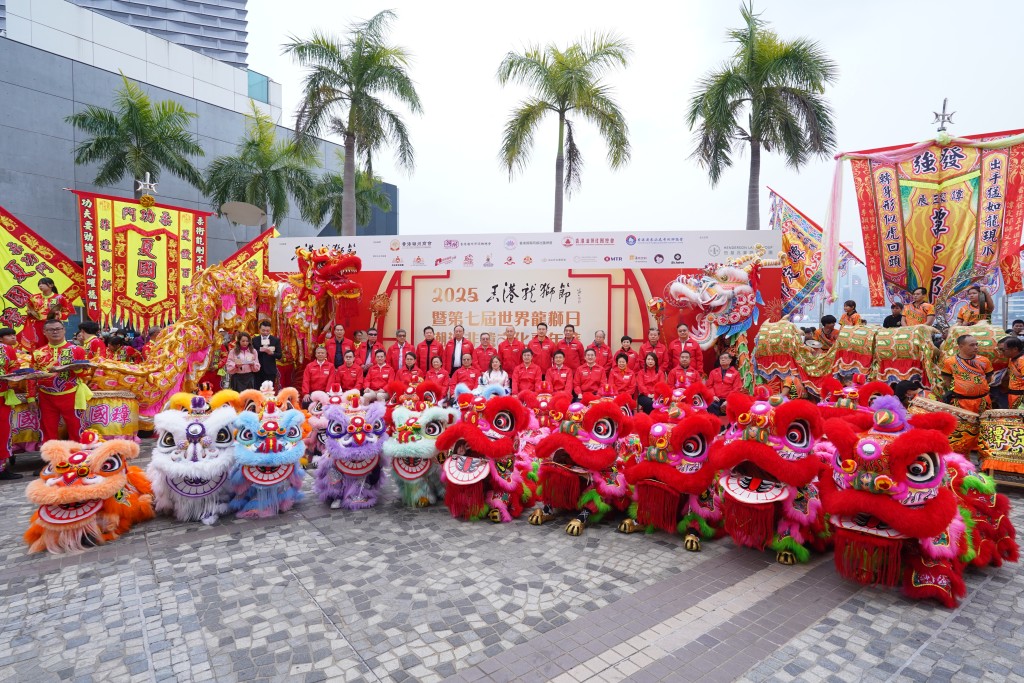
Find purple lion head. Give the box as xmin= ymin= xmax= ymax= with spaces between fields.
xmin=324 ymin=402 xmax=388 ymax=463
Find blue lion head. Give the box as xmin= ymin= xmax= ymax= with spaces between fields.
xmin=233 ymin=405 xmax=307 ymax=467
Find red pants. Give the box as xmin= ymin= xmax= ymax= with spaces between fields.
xmin=39 ymin=392 xmax=83 ymax=442
xmin=0 ymin=402 xmax=10 ymax=465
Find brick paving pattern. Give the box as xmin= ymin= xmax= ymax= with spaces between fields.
xmin=0 ymin=449 xmax=1022 ymax=682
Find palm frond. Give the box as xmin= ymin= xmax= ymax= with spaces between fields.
xmin=563 ymin=119 xmax=583 ymax=197
xmin=498 ymin=98 xmax=552 ymax=177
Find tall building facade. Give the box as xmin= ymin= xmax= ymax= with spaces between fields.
xmin=0 ymin=0 xmax=396 ymax=270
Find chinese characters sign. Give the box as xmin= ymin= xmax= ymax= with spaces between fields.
xmin=74 ymin=191 xmax=210 ymax=329
xmin=849 ymin=131 xmax=1024 ymax=306
xmin=0 ymin=204 xmax=86 ymax=333
xmin=221 ymin=226 xmax=283 ymax=282
xmin=770 ymin=190 xmax=861 ymax=318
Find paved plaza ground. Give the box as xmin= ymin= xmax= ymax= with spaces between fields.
xmin=1 ymin=448 xmax=1022 ymax=683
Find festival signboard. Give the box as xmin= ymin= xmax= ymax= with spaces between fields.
xmin=0 ymin=204 xmax=86 ymax=333
xmin=221 ymin=226 xmax=283 ymax=282
xmin=73 ymin=191 xmax=211 ymax=329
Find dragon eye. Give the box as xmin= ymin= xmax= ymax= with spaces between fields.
xmin=492 ymin=411 xmax=514 ymax=433
xmin=591 ymin=417 xmax=616 ymax=442
xmin=215 ymin=428 xmax=232 ymax=444
xmin=784 ymin=421 xmax=810 ymax=449
xmin=424 ymin=420 xmax=442 ymax=437
xmin=238 ymin=428 xmax=255 ymax=442
xmin=159 ymin=431 xmax=176 ymax=448
xmin=100 ymin=455 xmax=123 ymax=472
xmin=327 ymin=421 xmax=344 ymax=438
xmin=906 ymin=453 xmax=939 ymax=483
xmin=681 ymin=434 xmax=706 ymax=458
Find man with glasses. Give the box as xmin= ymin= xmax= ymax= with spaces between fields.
xmin=386 ymin=329 xmax=412 ymax=372
xmin=32 ymin=319 xmax=88 ymax=441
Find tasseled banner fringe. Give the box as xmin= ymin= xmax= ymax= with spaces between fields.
xmin=636 ymin=480 xmax=681 ymax=534
xmin=444 ymin=482 xmax=486 ymax=520
xmin=833 ymin=528 xmax=903 ymax=587
xmin=539 ymin=465 xmax=582 ymax=510
xmin=722 ymin=496 xmax=775 ymax=550
xmin=980 ymin=458 xmax=1024 ymax=475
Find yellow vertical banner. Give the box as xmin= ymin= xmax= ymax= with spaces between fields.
xmin=75 ymin=191 xmax=211 ymax=329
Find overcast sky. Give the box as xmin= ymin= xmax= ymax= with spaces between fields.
xmin=246 ymin=0 xmax=1024 ymax=254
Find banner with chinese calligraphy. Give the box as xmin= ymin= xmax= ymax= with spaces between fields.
xmin=841 ymin=129 xmax=1024 ymax=306
xmin=221 ymin=226 xmax=283 ymax=282
xmin=769 ymin=189 xmax=862 ymax=318
xmin=73 ymin=191 xmax=211 ymax=329
xmin=0 ymin=204 xmax=86 ymax=333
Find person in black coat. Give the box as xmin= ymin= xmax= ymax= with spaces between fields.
xmin=254 ymin=320 xmax=282 ymax=389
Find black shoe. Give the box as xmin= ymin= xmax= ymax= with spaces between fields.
xmin=0 ymin=469 xmax=24 ymax=480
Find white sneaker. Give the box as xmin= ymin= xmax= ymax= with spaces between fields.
xmin=330 ymin=499 xmax=342 ymax=510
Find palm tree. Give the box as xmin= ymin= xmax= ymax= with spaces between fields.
xmin=66 ymin=74 xmax=204 ymax=198
xmin=497 ymin=34 xmax=631 ymax=233
xmin=686 ymin=2 xmax=838 ymax=230
xmin=204 ymin=103 xmax=318 ymax=227
xmin=306 ymin=154 xmax=392 ymax=234
xmin=284 ymin=10 xmax=421 ymax=236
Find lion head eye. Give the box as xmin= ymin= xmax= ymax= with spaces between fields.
xmin=784 ymin=420 xmax=810 ymax=450
xmin=591 ymin=418 xmax=617 ymax=443
xmin=100 ymin=455 xmax=123 ymax=473
xmin=906 ymin=453 xmax=939 ymax=484
xmin=492 ymin=411 xmax=514 ymax=433
xmin=215 ymin=428 xmax=232 ymax=444
xmin=159 ymin=432 xmax=176 ymax=448
xmin=681 ymin=434 xmax=706 ymax=458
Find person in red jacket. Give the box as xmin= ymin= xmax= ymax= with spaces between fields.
xmin=668 ymin=322 xmax=703 ymax=376
xmin=527 ymin=322 xmax=555 ymax=372
xmin=512 ymin=349 xmax=542 ymax=394
xmin=416 ymin=326 xmax=443 ymax=373
xmin=358 ymin=328 xmax=384 ymax=372
xmin=618 ymin=335 xmax=640 ymax=371
xmin=399 ymin=351 xmax=423 ymax=387
xmin=707 ymin=352 xmax=743 ymax=415
xmin=444 ymin=325 xmax=475 ymax=374
xmin=473 ymin=332 xmax=498 ymax=371
xmin=335 ymin=350 xmax=364 ymax=392
xmin=639 ymin=327 xmax=668 ymax=371
xmin=556 ymin=324 xmax=586 ymax=370
xmin=451 ymin=352 xmax=482 ymax=394
xmin=546 ymin=350 xmax=573 ymax=393
xmin=301 ymin=346 xmax=336 ymax=403
xmin=668 ymin=351 xmax=703 ymax=388
xmin=386 ymin=328 xmax=413 ymax=372
xmin=77 ymin=321 xmax=106 ymax=360
xmin=574 ymin=348 xmax=606 ymax=400
xmin=609 ymin=353 xmax=637 ymax=398
xmin=586 ymin=330 xmax=613 ymax=370
xmin=325 ymin=324 xmax=355 ymax=369
xmin=365 ymin=348 xmax=396 ymax=392
xmin=498 ymin=326 xmax=524 ymax=374
xmin=426 ymin=356 xmax=450 ymax=396
xmin=636 ymin=352 xmax=665 ymax=414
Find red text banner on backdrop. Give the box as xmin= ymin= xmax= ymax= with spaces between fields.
xmin=844 ymin=129 xmax=1024 ymax=306
xmin=221 ymin=226 xmax=283 ymax=282
xmin=0 ymin=204 xmax=86 ymax=332
xmin=73 ymin=191 xmax=211 ymax=329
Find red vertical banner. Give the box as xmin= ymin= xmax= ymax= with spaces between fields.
xmin=851 ymin=159 xmax=886 ymax=306
xmin=1001 ymin=144 xmax=1024 ymax=293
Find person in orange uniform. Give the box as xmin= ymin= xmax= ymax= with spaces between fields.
xmin=668 ymin=351 xmax=701 ymax=388
xmin=444 ymin=325 xmax=475 ymax=375
xmin=999 ymin=336 xmax=1024 ymax=409
xmin=527 ymin=322 xmax=555 ymax=373
xmin=617 ymin=335 xmax=640 ymax=371
xmin=639 ymin=327 xmax=668 ymax=371
xmin=416 ymin=326 xmax=443 ymax=373
xmin=426 ymin=356 xmax=450 ymax=396
xmin=77 ymin=321 xmax=106 ymax=360
xmin=668 ymin=322 xmax=703 ymax=376
xmin=586 ymin=330 xmax=613 ymax=371
xmin=399 ymin=352 xmax=423 ymax=388
xmin=903 ymin=287 xmax=935 ymax=327
xmin=546 ymin=350 xmax=573 ymax=393
xmin=839 ymin=300 xmax=862 ymax=328
xmin=18 ymin=277 xmax=75 ymax=350
xmin=609 ymin=354 xmax=637 ymax=398
xmin=301 ymin=346 xmax=336 ymax=403
xmin=498 ymin=327 xmax=524 ymax=375
xmin=386 ymin=329 xmax=413 ymax=372
xmin=33 ymin=319 xmax=89 ymax=441
xmin=814 ymin=315 xmax=839 ymax=351
xmin=556 ymin=324 xmax=586 ymax=370
xmin=512 ymin=349 xmax=542 ymax=394
xmin=0 ymin=327 xmax=22 ymax=479
xmin=636 ymin=352 xmax=665 ymax=414
xmin=451 ymin=352 xmax=482 ymax=393
xmin=473 ymin=333 xmax=498 ymax=372
xmin=956 ymin=286 xmax=991 ymax=327
xmin=365 ymin=349 xmax=396 ymax=392
xmin=335 ymin=349 xmax=364 ymax=392
xmin=574 ymin=348 xmax=606 ymax=400
xmin=941 ymin=334 xmax=993 ymax=414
